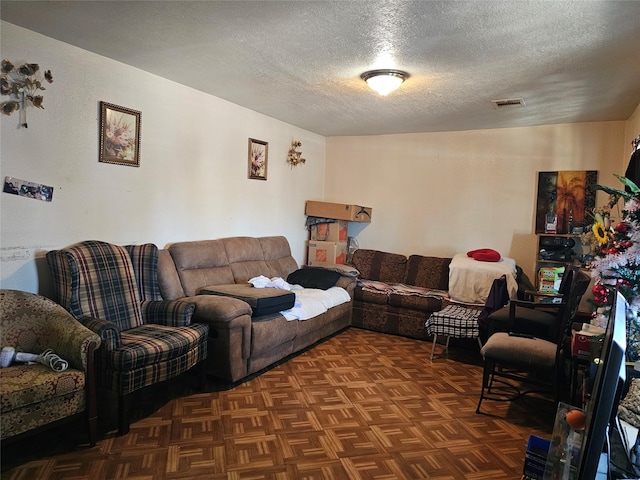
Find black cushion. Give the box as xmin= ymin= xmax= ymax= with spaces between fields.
xmin=287 ymin=268 xmax=341 ymax=290
xmin=198 ymin=284 xmax=295 ymax=317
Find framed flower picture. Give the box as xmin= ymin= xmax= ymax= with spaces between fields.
xmin=99 ymin=102 xmax=141 ymax=167
xmin=248 ymin=138 xmax=268 ymax=180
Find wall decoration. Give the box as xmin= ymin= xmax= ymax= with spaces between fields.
xmin=99 ymin=101 xmax=141 ymax=167
xmin=1 ymin=59 xmax=53 ymax=128
xmin=248 ymin=138 xmax=268 ymax=180
xmin=3 ymin=176 xmax=53 ymax=202
xmin=287 ymin=140 xmax=306 ymax=167
xmin=535 ymin=170 xmax=598 ymax=234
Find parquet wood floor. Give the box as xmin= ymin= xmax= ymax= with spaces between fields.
xmin=1 ymin=328 xmax=555 ymax=479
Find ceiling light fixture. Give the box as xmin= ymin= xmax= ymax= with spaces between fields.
xmin=361 ymin=69 xmax=409 ymax=96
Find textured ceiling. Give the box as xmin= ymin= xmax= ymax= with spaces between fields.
xmin=2 ymin=0 xmax=640 ymax=137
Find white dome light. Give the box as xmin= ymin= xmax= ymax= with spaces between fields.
xmin=361 ymin=69 xmax=409 ymax=96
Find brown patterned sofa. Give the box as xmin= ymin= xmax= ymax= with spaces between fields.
xmin=350 ymin=249 xmax=452 ymax=340
xmin=0 ymin=290 xmax=101 ymax=445
xmin=157 ymin=236 xmax=356 ymax=383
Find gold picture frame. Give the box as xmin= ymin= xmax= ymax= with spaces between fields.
xmin=535 ymin=170 xmax=598 ymax=234
xmin=248 ymin=138 xmax=268 ymax=180
xmin=99 ymin=101 xmax=141 ymax=167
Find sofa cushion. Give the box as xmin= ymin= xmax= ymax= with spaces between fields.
xmin=157 ymin=249 xmax=185 ymax=300
xmin=0 ymin=365 xmax=85 ymax=413
xmin=47 ymin=240 xmax=144 ymax=331
xmin=480 ymin=332 xmax=556 ymax=369
xmin=351 ymin=249 xmax=407 ymax=283
xmin=168 ymin=240 xmax=235 ymax=296
xmin=354 ymin=287 xmax=390 ymax=305
xmin=124 ymin=243 xmax=163 ymax=301
xmin=388 ymin=293 xmax=443 ymax=312
xmin=109 ymin=323 xmax=208 ymax=371
xmin=405 ymin=255 xmax=451 ymax=291
xmin=287 ymin=268 xmax=341 ymax=290
xmin=198 ymin=284 xmax=295 ymax=317
xmin=250 ymin=313 xmax=297 ymax=356
xmin=222 ymin=236 xmax=299 ymax=282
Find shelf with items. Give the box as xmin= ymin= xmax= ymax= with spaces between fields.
xmin=535 ymin=234 xmax=585 ymax=292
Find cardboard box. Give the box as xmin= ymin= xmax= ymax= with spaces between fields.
xmin=307 ymin=241 xmax=348 ymax=266
xmin=571 ymin=325 xmax=605 ymax=359
xmin=309 ymin=221 xmax=348 ymax=242
xmin=305 ymin=201 xmax=372 ymax=222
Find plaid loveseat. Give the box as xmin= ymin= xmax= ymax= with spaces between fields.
xmin=47 ymin=241 xmax=209 ymax=435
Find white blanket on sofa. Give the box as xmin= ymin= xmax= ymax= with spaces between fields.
xmin=280 ymin=287 xmax=351 ymax=321
xmin=448 ymin=253 xmax=518 ymax=305
xmin=248 ymin=275 xmax=351 ymax=321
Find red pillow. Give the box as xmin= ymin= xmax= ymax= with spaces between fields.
xmin=467 ymin=249 xmax=501 ymax=262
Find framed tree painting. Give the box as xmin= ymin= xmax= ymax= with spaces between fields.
xmin=248 ymin=138 xmax=268 ymax=180
xmin=535 ymin=170 xmax=598 ymax=234
xmin=99 ymin=102 xmax=141 ymax=167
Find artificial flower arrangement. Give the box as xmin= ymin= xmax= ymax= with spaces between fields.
xmin=0 ymin=59 xmax=53 ymax=127
xmin=287 ymin=140 xmax=306 ymax=167
xmin=586 ymin=174 xmax=640 ymax=359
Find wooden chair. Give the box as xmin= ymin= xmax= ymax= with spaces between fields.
xmin=0 ymin=290 xmax=101 ymax=445
xmin=47 ymin=241 xmax=209 ymax=434
xmin=476 ymin=269 xmax=591 ymax=413
xmin=485 ymin=266 xmax=578 ymax=340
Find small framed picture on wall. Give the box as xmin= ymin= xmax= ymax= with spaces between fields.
xmin=99 ymin=102 xmax=141 ymax=167
xmin=248 ymin=138 xmax=268 ymax=180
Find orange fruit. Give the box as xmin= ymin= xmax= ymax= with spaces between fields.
xmin=566 ymin=409 xmax=587 ymax=431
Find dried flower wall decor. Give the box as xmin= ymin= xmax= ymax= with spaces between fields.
xmin=287 ymin=140 xmax=306 ymax=167
xmin=1 ymin=59 xmax=53 ymax=128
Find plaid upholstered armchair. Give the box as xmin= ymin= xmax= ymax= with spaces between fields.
xmin=47 ymin=240 xmax=209 ymax=435
xmin=0 ymin=289 xmax=101 ymax=445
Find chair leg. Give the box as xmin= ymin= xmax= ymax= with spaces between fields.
xmin=431 ymin=335 xmax=438 ymax=360
xmin=87 ymin=412 xmax=98 ymax=446
xmin=198 ymin=360 xmax=208 ymax=391
xmin=476 ymin=361 xmax=492 ymax=414
xmin=118 ymin=393 xmax=130 ymax=436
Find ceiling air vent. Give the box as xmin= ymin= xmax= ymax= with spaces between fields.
xmin=491 ymin=98 xmax=526 ymax=109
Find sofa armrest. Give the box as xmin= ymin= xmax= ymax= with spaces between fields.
xmin=189 ymin=294 xmax=253 ymax=323
xmin=79 ymin=316 xmax=121 ymax=351
xmin=44 ymin=313 xmax=102 ymax=371
xmin=187 ymin=295 xmax=253 ymax=368
xmin=319 ymin=263 xmax=361 ymax=277
xmin=305 ymin=264 xmax=358 ymax=297
xmin=335 ymin=275 xmax=356 ymax=297
xmin=141 ymin=300 xmax=196 ymax=326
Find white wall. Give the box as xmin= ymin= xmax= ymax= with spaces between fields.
xmin=2 ymin=22 xmax=638 ymax=296
xmin=626 ymin=104 xmax=640 ymax=156
xmin=0 ymin=22 xmax=326 ymax=296
xmin=325 ymin=122 xmax=628 ymax=281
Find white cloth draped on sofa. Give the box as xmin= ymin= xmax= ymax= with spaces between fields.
xmin=249 ymin=275 xmax=351 ymax=321
xmin=448 ymin=253 xmax=518 ymax=305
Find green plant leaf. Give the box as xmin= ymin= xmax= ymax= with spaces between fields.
xmin=590 ymin=184 xmax=632 ymax=201
xmin=589 ymin=174 xmax=639 ymax=202
xmin=614 ymin=173 xmax=640 ymax=194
